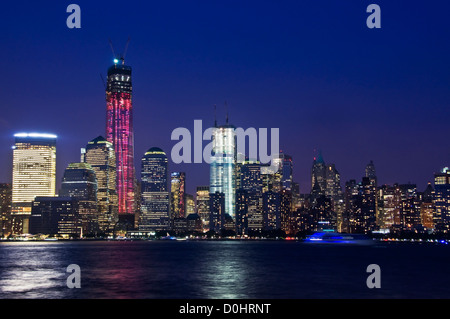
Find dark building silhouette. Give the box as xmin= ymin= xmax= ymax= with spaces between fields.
xmin=30 ymin=197 xmax=81 ymax=238
xmin=365 ymin=160 xmax=377 ymax=186
xmin=0 ymin=184 xmax=12 ymax=237
xmin=60 ymin=162 xmax=98 ymax=236
xmin=209 ymin=192 xmax=225 ymax=233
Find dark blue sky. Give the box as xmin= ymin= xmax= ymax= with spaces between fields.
xmin=1 ymin=0 xmax=449 ymax=195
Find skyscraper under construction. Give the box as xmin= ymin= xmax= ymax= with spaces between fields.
xmin=105 ymin=55 xmax=136 ymax=218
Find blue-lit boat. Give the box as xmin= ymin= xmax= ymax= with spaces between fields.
xmin=305 ymin=232 xmax=374 ymax=245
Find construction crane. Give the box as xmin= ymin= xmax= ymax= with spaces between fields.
xmin=109 ymin=37 xmax=131 ymax=65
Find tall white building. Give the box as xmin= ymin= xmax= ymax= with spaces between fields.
xmin=11 ymin=133 xmax=57 ymax=234
xmin=210 ymin=123 xmax=236 ymax=219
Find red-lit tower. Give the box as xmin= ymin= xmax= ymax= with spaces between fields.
xmin=106 ymin=56 xmax=136 ymax=216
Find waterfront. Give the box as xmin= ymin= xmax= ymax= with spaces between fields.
xmin=0 ymin=240 xmax=449 ymax=299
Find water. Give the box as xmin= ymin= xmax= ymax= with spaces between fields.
xmin=0 ymin=240 xmax=449 ymax=299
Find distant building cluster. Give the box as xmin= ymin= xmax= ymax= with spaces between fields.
xmin=1 ymin=59 xmax=449 ymax=239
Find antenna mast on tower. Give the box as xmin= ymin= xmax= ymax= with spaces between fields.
xmin=225 ymin=100 xmax=229 ymax=124
xmin=109 ymin=37 xmax=131 ymax=64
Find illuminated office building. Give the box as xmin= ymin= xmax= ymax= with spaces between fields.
xmin=171 ymin=172 xmax=186 ymax=220
xmin=377 ymin=185 xmax=397 ymax=229
xmin=365 ymin=160 xmax=377 ymax=186
xmin=344 ymin=179 xmax=362 ymax=233
xmin=11 ymin=133 xmax=57 ymax=234
xmin=60 ymin=163 xmax=97 ymax=201
xmin=325 ymin=164 xmax=342 ymax=199
xmin=360 ymin=177 xmax=378 ymax=232
xmin=106 ymin=58 xmax=136 ymax=216
xmin=235 ymin=189 xmax=249 ymax=235
xmin=209 ymin=192 xmax=225 ymax=232
xmin=0 ymin=184 xmax=12 ymax=237
xmin=325 ymin=163 xmax=344 ymax=231
xmin=398 ymin=183 xmax=419 ymax=230
xmin=240 ymin=161 xmax=263 ymax=193
xmin=311 ymin=152 xmax=326 ymax=197
xmin=291 ymin=182 xmax=301 ymax=211
xmin=210 ymin=121 xmax=236 ymax=219
xmin=261 ymin=164 xmax=281 ymax=193
xmin=196 ymin=186 xmax=210 ymax=231
xmin=84 ymin=136 xmax=118 ymax=233
xmin=186 ymin=213 xmax=203 ymax=233
xmin=186 ymin=194 xmax=195 ymax=217
xmin=273 ymin=152 xmax=293 ymax=191
xmin=235 ymin=153 xmax=245 ymax=191
xmin=263 ymin=191 xmax=280 ymax=231
xmin=280 ymin=189 xmax=293 ymax=234
xmin=140 ymin=147 xmax=170 ymax=231
xmin=239 ymin=161 xmax=263 ymax=233
xmin=434 ymin=167 xmax=450 ymax=232
xmin=419 ymin=183 xmax=434 ymax=230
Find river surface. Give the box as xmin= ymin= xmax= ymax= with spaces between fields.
xmin=0 ymin=240 xmax=449 ymax=299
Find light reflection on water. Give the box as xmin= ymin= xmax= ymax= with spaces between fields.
xmin=0 ymin=242 xmax=68 ymax=298
xmin=0 ymin=240 xmax=449 ymax=299
xmin=197 ymin=241 xmax=251 ymax=299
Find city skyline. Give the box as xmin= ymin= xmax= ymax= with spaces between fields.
xmin=2 ymin=1 xmax=450 ymax=305
xmin=1 ymin=127 xmax=445 ymax=200
xmin=1 ymin=1 xmax=450 ymax=197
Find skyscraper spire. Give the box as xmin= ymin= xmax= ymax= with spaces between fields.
xmin=317 ymin=149 xmax=324 ymax=164
xmin=365 ymin=160 xmax=377 ymax=186
xmin=311 ymin=150 xmax=326 ymax=196
xmin=109 ymin=37 xmax=131 ymax=65
xmin=225 ymin=100 xmax=229 ymax=124
xmin=214 ymin=104 xmax=217 ymax=127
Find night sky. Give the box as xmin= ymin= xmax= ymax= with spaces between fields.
xmin=1 ymin=1 xmax=449 ymax=196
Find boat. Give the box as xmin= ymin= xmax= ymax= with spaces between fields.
xmin=161 ymin=233 xmax=177 ymax=240
xmin=304 ymin=232 xmax=374 ymax=245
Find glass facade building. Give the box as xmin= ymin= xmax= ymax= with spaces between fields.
xmin=60 ymin=163 xmax=97 ymax=201
xmin=11 ymin=133 xmax=57 ymax=234
xmin=196 ymin=186 xmax=210 ymax=231
xmin=273 ymin=152 xmax=293 ymax=191
xmin=311 ymin=152 xmax=326 ymax=197
xmin=140 ymin=147 xmax=170 ymax=231
xmin=210 ymin=124 xmax=236 ymax=219
xmin=239 ymin=161 xmax=263 ymax=233
xmin=29 ymin=196 xmax=81 ymax=238
xmin=106 ymin=61 xmax=136 ymax=216
xmin=209 ymin=192 xmax=225 ymax=232
xmin=263 ymin=191 xmax=280 ymax=231
xmin=60 ymin=162 xmax=98 ymax=236
xmin=84 ymin=136 xmax=118 ymax=233
xmin=434 ymin=167 xmax=450 ymax=232
xmin=170 ymin=172 xmax=186 ymax=220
